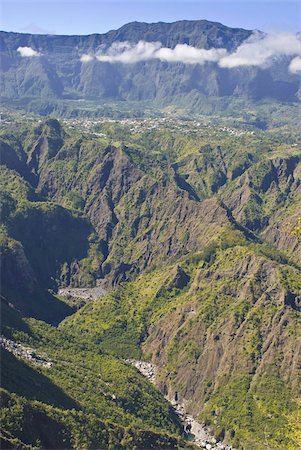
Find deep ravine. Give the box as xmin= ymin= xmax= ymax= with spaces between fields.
xmin=125 ymin=359 xmax=235 ymax=450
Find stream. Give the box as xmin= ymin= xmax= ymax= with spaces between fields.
xmin=57 ymin=287 xmax=234 ymax=449
xmin=125 ymin=359 xmax=235 ymax=450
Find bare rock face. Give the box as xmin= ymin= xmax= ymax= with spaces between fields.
xmin=221 ymin=154 xmax=301 ymax=259
xmin=104 ymin=181 xmax=230 ymax=285
xmin=84 ymin=146 xmax=230 ymax=284
xmin=143 ymin=249 xmax=301 ymax=419
xmin=27 ymin=119 xmax=66 ymax=180
xmin=86 ymin=146 xmax=143 ymax=241
xmin=261 ymin=214 xmax=301 ymax=264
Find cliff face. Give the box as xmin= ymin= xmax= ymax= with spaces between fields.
xmin=220 ymin=154 xmax=301 ymax=262
xmin=147 ymin=252 xmax=301 ymax=449
xmin=144 ymin=247 xmax=300 ymax=405
xmin=0 ymin=20 xmax=300 ymax=108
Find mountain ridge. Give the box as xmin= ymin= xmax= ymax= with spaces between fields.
xmin=0 ymin=18 xmax=301 ymax=449
xmin=1 ymin=19 xmax=300 ymax=112
xmin=0 ymin=19 xmax=252 ymax=45
xmin=1 ymin=111 xmax=300 ymax=449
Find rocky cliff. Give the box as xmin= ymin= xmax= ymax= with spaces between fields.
xmin=0 ymin=20 xmax=300 ymax=112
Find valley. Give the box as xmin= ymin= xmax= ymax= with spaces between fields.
xmin=0 ymin=17 xmax=301 ymax=450
xmin=0 ymin=110 xmax=300 ymax=449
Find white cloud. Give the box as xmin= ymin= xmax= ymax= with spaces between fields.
xmin=79 ymin=33 xmax=301 ymax=72
xmin=289 ymin=56 xmax=301 ymax=74
xmin=80 ymin=54 xmax=94 ymax=63
xmin=94 ymin=40 xmax=226 ymax=65
xmin=96 ymin=41 xmax=161 ymax=63
xmin=17 ymin=46 xmax=41 ymax=57
xmin=219 ymin=32 xmax=301 ymax=68
xmin=156 ymin=44 xmax=227 ymax=64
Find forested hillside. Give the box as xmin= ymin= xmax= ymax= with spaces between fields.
xmin=0 ymin=113 xmax=300 ymax=449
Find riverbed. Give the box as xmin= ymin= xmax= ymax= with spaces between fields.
xmin=125 ymin=359 xmax=235 ymax=450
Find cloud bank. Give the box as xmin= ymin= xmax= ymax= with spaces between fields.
xmin=96 ymin=41 xmax=161 ymax=63
xmin=81 ymin=41 xmax=227 ymax=65
xmin=219 ymin=32 xmax=301 ymax=68
xmin=289 ymin=56 xmax=301 ymax=74
xmin=80 ymin=32 xmax=301 ymax=74
xmin=156 ymin=44 xmax=227 ymax=64
xmin=17 ymin=46 xmax=41 ymax=57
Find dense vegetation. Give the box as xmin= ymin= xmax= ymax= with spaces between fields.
xmin=0 ymin=113 xmax=300 ymax=449
xmin=1 ymin=306 xmax=189 ymax=449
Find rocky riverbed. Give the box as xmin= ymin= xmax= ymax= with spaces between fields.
xmin=0 ymin=335 xmax=53 ymax=368
xmin=125 ymin=359 xmax=235 ymax=450
xmin=58 ymin=280 xmax=107 ymax=301
xmin=125 ymin=359 xmax=158 ymax=383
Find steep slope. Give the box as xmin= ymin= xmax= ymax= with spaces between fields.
xmin=1 ymin=301 xmax=188 ymax=450
xmin=1 ymin=118 xmax=300 ymax=302
xmin=61 ymin=241 xmax=301 ymax=449
xmin=219 ymin=148 xmax=301 ymax=263
xmin=0 ymin=163 xmax=104 ymax=321
xmin=0 ymin=20 xmax=300 ymax=111
xmin=1 ymin=115 xmax=300 ymax=449
xmin=30 ymin=120 xmax=301 ymax=268
xmin=0 ymin=119 xmax=241 ymax=293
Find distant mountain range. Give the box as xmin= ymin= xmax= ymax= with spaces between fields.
xmin=1 ymin=20 xmax=300 ymax=111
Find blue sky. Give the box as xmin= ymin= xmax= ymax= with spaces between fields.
xmin=1 ymin=0 xmax=300 ymax=35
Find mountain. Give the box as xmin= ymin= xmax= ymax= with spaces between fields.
xmin=1 ymin=18 xmax=301 ymax=450
xmin=61 ymin=245 xmax=301 ymax=449
xmin=1 ymin=114 xmax=300 ymax=448
xmin=0 ymin=20 xmax=300 ymax=115
xmin=1 ymin=117 xmax=300 ymax=294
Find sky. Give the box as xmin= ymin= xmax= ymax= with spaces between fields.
xmin=0 ymin=0 xmax=300 ymax=36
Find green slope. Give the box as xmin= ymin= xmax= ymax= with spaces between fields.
xmin=61 ymin=241 xmax=301 ymax=449
xmin=1 ymin=301 xmax=191 ymax=449
xmin=1 ymin=116 xmax=300 ymax=449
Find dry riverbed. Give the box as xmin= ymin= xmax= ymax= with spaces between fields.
xmin=58 ymin=280 xmax=107 ymax=302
